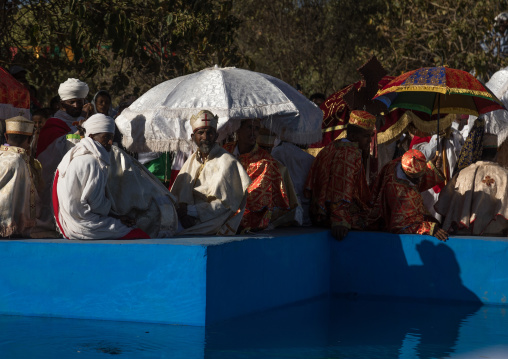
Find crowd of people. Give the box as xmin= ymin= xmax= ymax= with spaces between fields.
xmin=1 ymin=65 xmax=508 ymax=241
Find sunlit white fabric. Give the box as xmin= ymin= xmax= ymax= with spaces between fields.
xmin=116 ymin=66 xmax=323 ymax=153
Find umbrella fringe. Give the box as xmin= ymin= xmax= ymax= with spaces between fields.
xmin=121 ymin=136 xmax=197 ymax=154
xmin=378 ymin=112 xmax=458 ymax=144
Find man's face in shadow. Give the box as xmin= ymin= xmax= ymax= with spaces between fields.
xmin=192 ymin=127 xmax=218 ymax=154
xmin=61 ymin=98 xmax=85 ymax=118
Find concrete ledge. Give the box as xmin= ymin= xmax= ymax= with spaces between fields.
xmin=1 ymin=229 xmax=507 ymax=325
xmin=0 ymin=228 xmax=330 ymax=326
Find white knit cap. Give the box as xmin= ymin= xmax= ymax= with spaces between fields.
xmin=82 ymin=114 xmax=116 ymax=135
xmin=58 ymin=78 xmax=89 ymax=101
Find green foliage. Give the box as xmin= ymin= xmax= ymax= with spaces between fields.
xmin=2 ymin=0 xmax=247 ymax=104
xmin=372 ymin=0 xmax=508 ymax=79
xmin=1 ymin=0 xmax=508 ymax=105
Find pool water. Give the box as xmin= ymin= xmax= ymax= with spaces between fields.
xmin=1 ymin=296 xmax=507 ymax=358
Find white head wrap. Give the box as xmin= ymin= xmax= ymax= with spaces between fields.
xmin=58 ymin=78 xmax=89 ymax=101
xmin=495 ymin=12 xmax=508 ymax=23
xmin=83 ymin=113 xmax=116 ymax=135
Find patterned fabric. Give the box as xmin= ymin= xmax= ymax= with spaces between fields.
xmin=368 ymin=158 xmax=445 ymax=235
xmin=401 ymin=149 xmax=427 ymax=175
xmin=374 ymin=67 xmax=504 ymax=117
xmin=348 ymin=110 xmax=376 ymax=131
xmin=310 ymin=76 xmax=394 ymax=149
xmin=436 ymin=161 xmax=508 ymax=235
xmin=0 ymin=68 xmax=30 ymax=119
xmin=304 ymin=140 xmax=370 ymax=229
xmin=224 ymin=142 xmax=291 ymax=232
xmin=0 ymin=145 xmax=38 ymax=237
xmin=457 ymin=118 xmax=485 ymax=171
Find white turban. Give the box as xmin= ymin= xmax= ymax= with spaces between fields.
xmin=58 ymin=78 xmax=89 ymax=101
xmin=83 ymin=114 xmax=116 ymax=135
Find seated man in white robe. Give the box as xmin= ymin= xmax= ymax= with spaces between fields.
xmin=53 ymin=114 xmax=150 ymax=240
xmin=0 ymin=117 xmax=41 ymax=237
xmin=34 ymin=78 xmax=90 ymax=237
xmin=436 ymin=134 xmax=508 ymax=236
xmin=170 ymin=110 xmax=251 ymax=235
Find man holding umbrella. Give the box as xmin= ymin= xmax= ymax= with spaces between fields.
xmin=368 ymin=149 xmax=448 ymax=241
xmin=170 ymin=110 xmax=251 ymax=235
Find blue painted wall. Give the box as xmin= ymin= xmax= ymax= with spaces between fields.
xmin=1 ymin=229 xmax=508 ymax=326
xmin=0 ymin=240 xmax=208 ymax=325
xmin=331 ymin=232 xmax=508 ymax=305
xmin=205 ymin=232 xmax=330 ymax=323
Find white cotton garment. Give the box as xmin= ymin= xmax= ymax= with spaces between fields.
xmin=170 ymin=144 xmax=251 ymax=235
xmin=55 ymin=137 xmax=131 ymax=239
xmin=271 ymin=141 xmax=314 ymax=226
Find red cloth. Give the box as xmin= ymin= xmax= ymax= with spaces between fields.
xmin=36 ymin=117 xmax=71 ymax=157
xmin=224 ymin=142 xmax=291 ymax=231
xmin=409 ymin=136 xmax=431 ymax=150
xmin=120 ymin=228 xmax=151 ymax=239
xmin=168 ymin=169 xmax=180 ymax=190
xmin=409 ymin=135 xmax=444 ymax=193
xmin=0 ymin=68 xmax=30 ymax=109
xmin=305 ymin=140 xmax=370 ymax=229
xmin=368 ymin=158 xmax=444 ymax=235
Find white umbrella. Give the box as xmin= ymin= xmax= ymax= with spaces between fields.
xmin=116 ymin=66 xmax=323 ymax=153
xmin=467 ymin=67 xmax=508 ymax=146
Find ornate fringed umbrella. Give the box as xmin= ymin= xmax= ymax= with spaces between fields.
xmin=374 ymin=66 xmax=505 ymax=143
xmin=116 ymin=66 xmax=323 ymax=153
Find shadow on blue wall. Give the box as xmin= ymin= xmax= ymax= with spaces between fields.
xmin=332 ymin=233 xmax=483 ymax=304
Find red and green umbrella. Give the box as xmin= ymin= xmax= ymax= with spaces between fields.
xmin=374 ymin=66 xmax=504 ymax=117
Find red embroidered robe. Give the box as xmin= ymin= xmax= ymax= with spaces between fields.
xmin=368 ymin=158 xmax=445 ymax=235
xmin=304 ymin=140 xmax=370 ymax=229
xmin=223 ymin=142 xmax=291 ymax=231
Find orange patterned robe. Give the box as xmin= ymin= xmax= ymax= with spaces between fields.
xmin=368 ymin=158 xmax=445 ymax=235
xmin=223 ymin=142 xmax=291 ymax=232
xmin=304 ymin=140 xmax=370 ymax=229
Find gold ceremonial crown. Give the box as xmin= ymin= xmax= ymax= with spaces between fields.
xmin=190 ymin=110 xmax=218 ymax=132
xmin=348 ymin=110 xmax=376 ymax=131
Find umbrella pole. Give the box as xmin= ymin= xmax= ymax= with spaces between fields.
xmin=436 ymin=94 xmax=448 ymax=184
xmin=436 ymin=93 xmax=441 ymax=153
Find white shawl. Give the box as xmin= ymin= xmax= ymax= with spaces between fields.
xmin=171 ymin=144 xmax=251 ymax=235
xmin=55 ymin=137 xmax=131 ymax=239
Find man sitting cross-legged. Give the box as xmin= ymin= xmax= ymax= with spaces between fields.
xmin=170 ymin=110 xmax=251 ymax=235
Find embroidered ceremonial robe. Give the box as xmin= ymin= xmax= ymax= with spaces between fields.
xmin=53 ymin=137 xmax=132 ymax=240
xmin=304 ymin=140 xmax=370 ymax=229
xmin=223 ymin=142 xmax=293 ymax=232
xmin=436 ymin=161 xmax=508 ymax=236
xmin=34 ymin=110 xmax=82 ymax=236
xmin=0 ymin=145 xmax=40 ymax=237
xmin=170 ymin=144 xmax=251 ymax=235
xmin=368 ymin=158 xmax=445 ymax=235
